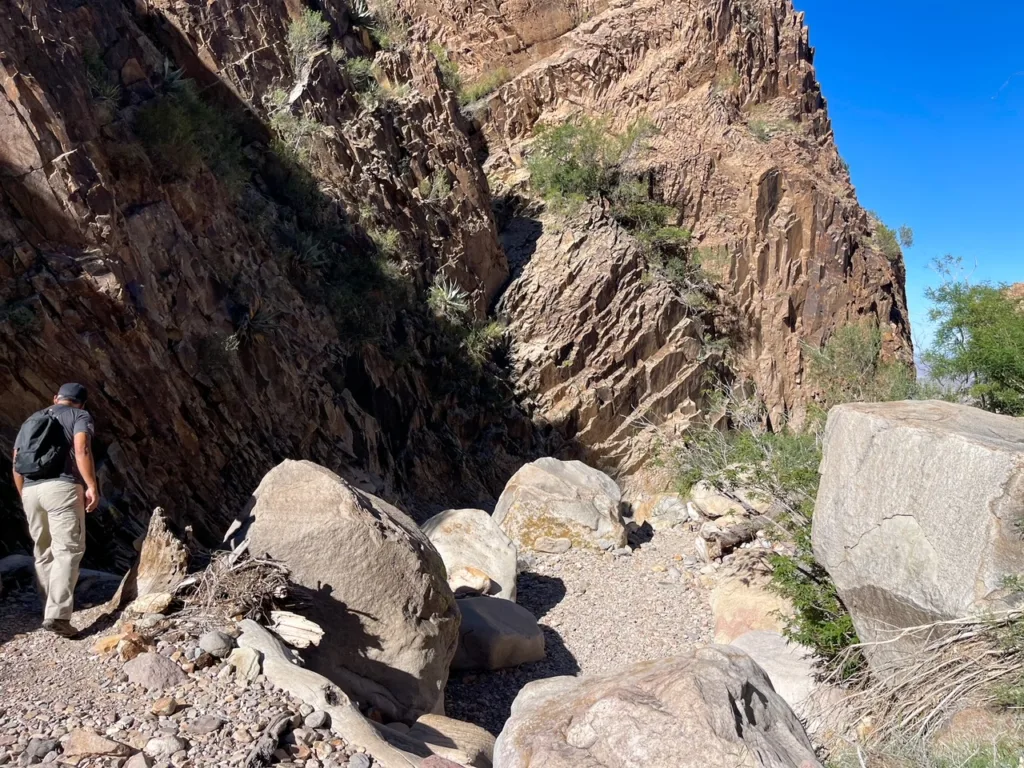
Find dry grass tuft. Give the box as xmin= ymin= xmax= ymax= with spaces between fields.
xmin=182 ymin=550 xmax=290 ymax=622
xmin=825 ymin=611 xmax=1024 ymax=745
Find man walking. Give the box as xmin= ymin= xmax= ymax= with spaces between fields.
xmin=11 ymin=383 xmax=99 ymax=637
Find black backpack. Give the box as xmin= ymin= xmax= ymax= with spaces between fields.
xmin=14 ymin=409 xmax=69 ymax=480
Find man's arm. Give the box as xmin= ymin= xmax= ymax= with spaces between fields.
xmin=73 ymin=432 xmax=99 ymax=512
xmin=11 ymin=448 xmax=23 ymax=497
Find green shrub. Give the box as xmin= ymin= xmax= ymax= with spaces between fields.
xmin=807 ymin=321 xmax=918 ymax=409
xmin=288 ymin=9 xmax=331 ymax=71
xmin=923 ymin=256 xmax=1024 ymax=415
xmin=135 ymin=80 xmax=247 ymax=190
xmin=366 ymin=0 xmax=409 ymax=49
xmin=464 ymin=321 xmax=506 ymax=366
xmin=225 ymin=297 xmax=280 ymax=351
xmin=460 ymin=66 xmax=512 ymax=105
xmin=747 ymin=117 xmax=798 ymax=142
xmin=427 ymin=275 xmax=471 ymax=323
xmin=870 ymin=215 xmax=913 ymax=261
xmin=368 ymin=226 xmax=401 ymax=257
xmin=342 ymin=56 xmax=377 ymax=91
xmin=428 ymin=42 xmax=463 ymax=96
xmin=420 ymin=169 xmax=452 ymax=201
xmin=527 ymin=117 xmax=623 ymax=204
xmin=268 ymin=95 xmax=324 ymax=164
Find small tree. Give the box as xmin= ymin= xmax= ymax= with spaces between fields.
xmin=923 ymin=256 xmax=1024 ymax=415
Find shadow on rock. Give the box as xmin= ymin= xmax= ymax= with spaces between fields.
xmin=445 ymin=624 xmax=580 ymax=735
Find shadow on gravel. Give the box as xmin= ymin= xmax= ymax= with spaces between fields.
xmin=516 ymin=572 xmax=566 ymax=619
xmin=445 ymin=625 xmax=580 ymax=735
xmin=445 ymin=573 xmax=580 ymax=734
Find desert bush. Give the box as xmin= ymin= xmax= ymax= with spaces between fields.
xmin=368 ymin=226 xmax=401 ymax=258
xmin=427 ymin=275 xmax=471 ymax=323
xmin=807 ymin=321 xmax=917 ymax=409
xmin=747 ymin=117 xmax=798 ymax=142
xmin=419 ymin=169 xmax=452 ymax=201
xmin=342 ymin=56 xmax=377 ymax=91
xmin=464 ymin=321 xmax=507 ymax=366
xmin=267 ymin=91 xmax=324 ymax=163
xmin=428 ymin=42 xmax=463 ymax=95
xmin=870 ymin=214 xmax=913 ymax=261
xmin=135 ymin=79 xmax=247 ymax=190
xmin=83 ymin=48 xmax=122 ymax=107
xmin=460 ymin=66 xmax=512 ymax=104
xmin=923 ymin=256 xmax=1024 ymax=415
xmin=288 ymin=9 xmax=331 ymax=71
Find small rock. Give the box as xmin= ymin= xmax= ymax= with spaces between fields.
xmin=533 ymin=537 xmax=572 ymax=555
xmin=124 ymin=754 xmax=152 ymax=768
xmin=192 ymin=652 xmax=216 ymax=670
xmin=187 ymin=716 xmax=223 ymax=736
xmin=62 ymin=730 xmax=132 ymax=759
xmin=25 ymin=739 xmax=57 ymax=760
xmin=611 ymin=547 xmax=632 ymax=557
xmin=226 ymin=647 xmax=261 ymax=683
xmin=347 ymin=755 xmax=371 ymax=768
xmin=92 ymin=634 xmax=124 ymax=655
xmin=198 ymin=631 xmax=234 ymax=659
xmin=143 ymin=735 xmax=187 ymax=759
xmin=151 ymin=699 xmax=178 ymax=717
xmin=124 ymin=653 xmax=187 ymax=691
xmin=127 ymin=592 xmax=173 ymax=615
xmin=303 ymin=711 xmax=330 ymax=730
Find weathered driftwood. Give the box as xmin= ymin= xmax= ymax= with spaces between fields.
xmin=237 ymin=620 xmax=443 ymax=768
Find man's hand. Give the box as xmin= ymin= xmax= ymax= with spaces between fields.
xmin=85 ymin=485 xmax=99 ymax=513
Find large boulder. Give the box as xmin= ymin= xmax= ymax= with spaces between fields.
xmin=422 ymin=508 xmax=519 ymax=600
xmin=493 ymin=458 xmax=626 ymax=552
xmin=493 ymin=645 xmax=821 ymax=768
xmin=452 ymin=596 xmax=545 ymax=671
xmin=813 ymin=401 xmax=1024 ymax=667
xmin=239 ymin=460 xmax=459 ymax=720
xmin=105 ymin=508 xmax=189 ymax=611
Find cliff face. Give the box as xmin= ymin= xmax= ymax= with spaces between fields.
xmin=0 ymin=0 xmax=529 ymax=563
xmin=439 ymin=0 xmax=912 ymax=463
xmin=0 ymin=0 xmax=911 ymax=560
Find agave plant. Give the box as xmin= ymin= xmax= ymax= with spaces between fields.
xmin=349 ymin=0 xmax=377 ymax=28
xmin=427 ymin=275 xmax=470 ymax=323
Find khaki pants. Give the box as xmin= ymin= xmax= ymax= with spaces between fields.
xmin=22 ymin=480 xmax=86 ymax=621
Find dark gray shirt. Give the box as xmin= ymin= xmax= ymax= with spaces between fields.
xmin=15 ymin=404 xmax=95 ymax=488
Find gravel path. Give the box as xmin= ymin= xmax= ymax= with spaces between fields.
xmin=446 ymin=527 xmax=714 ymax=733
xmin=0 ymin=526 xmax=715 ymax=762
xmin=0 ymin=585 xmax=370 ymax=767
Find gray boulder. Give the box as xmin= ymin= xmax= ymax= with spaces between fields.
xmin=452 ymin=596 xmax=545 ymax=671
xmin=493 ymin=645 xmax=820 ymax=768
xmin=812 ymin=401 xmax=1024 ymax=668
xmin=238 ymin=460 xmax=459 ymax=721
xmin=123 ymin=652 xmax=187 ymax=691
xmin=422 ymin=508 xmax=519 ymax=600
xmin=493 ymin=458 xmax=626 ymax=552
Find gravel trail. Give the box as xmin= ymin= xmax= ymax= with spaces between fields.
xmin=446 ymin=528 xmax=714 ymax=733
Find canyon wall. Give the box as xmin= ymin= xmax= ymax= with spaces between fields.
xmin=0 ymin=0 xmax=910 ymax=561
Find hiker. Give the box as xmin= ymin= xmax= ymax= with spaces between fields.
xmin=11 ymin=383 xmax=99 ymax=637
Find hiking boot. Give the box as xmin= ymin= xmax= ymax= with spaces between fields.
xmin=42 ymin=619 xmax=76 ymax=638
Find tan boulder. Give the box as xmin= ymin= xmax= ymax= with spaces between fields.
xmin=409 ymin=713 xmax=496 ymax=768
xmin=422 ymin=508 xmax=519 ymax=600
xmin=493 ymin=645 xmax=821 ymax=768
xmin=812 ymin=401 xmax=1024 ymax=668
xmin=239 ymin=460 xmax=459 ymax=720
xmin=493 ymin=458 xmax=626 ymax=552
xmin=710 ymin=551 xmax=792 ymax=644
xmin=452 ymin=596 xmax=545 ymax=672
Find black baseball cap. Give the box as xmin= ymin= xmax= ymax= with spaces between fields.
xmin=57 ymin=383 xmax=89 ymax=404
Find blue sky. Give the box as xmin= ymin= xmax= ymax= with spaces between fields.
xmin=794 ymin=0 xmax=1024 ymax=349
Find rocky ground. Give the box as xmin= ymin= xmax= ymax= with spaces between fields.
xmin=0 ymin=525 xmax=721 ymax=762
xmin=445 ymin=528 xmax=716 ymax=733
xmin=0 ymin=587 xmax=375 ymax=768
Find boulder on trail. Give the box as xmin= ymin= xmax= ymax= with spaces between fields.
xmin=237 ymin=460 xmax=459 ymax=721
xmin=493 ymin=458 xmax=626 ymax=552
xmin=493 ymin=645 xmax=820 ymax=768
xmin=422 ymin=508 xmax=519 ymax=600
xmin=452 ymin=596 xmax=545 ymax=672
xmin=812 ymin=401 xmax=1024 ymax=668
